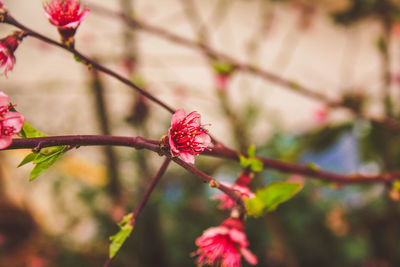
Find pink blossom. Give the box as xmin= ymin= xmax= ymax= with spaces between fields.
xmin=43 ymin=0 xmax=89 ymax=46
xmin=314 ymin=106 xmax=329 ymax=125
xmin=44 ymin=0 xmax=89 ymax=29
xmin=167 ymin=109 xmax=211 ymax=164
xmin=213 ymin=174 xmax=254 ymax=210
xmin=215 ymin=74 xmax=230 ymax=92
xmin=0 ymin=91 xmax=24 ymax=149
xmin=194 ymin=218 xmax=257 ymax=267
xmin=0 ymin=0 xmax=3 ymax=9
xmin=0 ymin=32 xmax=25 ymax=76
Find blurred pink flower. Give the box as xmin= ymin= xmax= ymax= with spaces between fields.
xmin=44 ymin=0 xmax=89 ymax=29
xmin=167 ymin=109 xmax=211 ymax=164
xmin=0 ymin=0 xmax=3 ymax=9
xmin=43 ymin=0 xmax=89 ymax=46
xmin=215 ymin=74 xmax=230 ymax=92
xmin=0 ymin=91 xmax=24 ymax=149
xmin=194 ymin=217 xmax=257 ymax=267
xmin=213 ymin=173 xmax=254 ymax=210
xmin=0 ymin=31 xmax=25 ymax=76
xmin=314 ymin=106 xmax=329 ymax=125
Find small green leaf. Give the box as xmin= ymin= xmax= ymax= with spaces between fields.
xmin=393 ymin=181 xmax=400 ymax=191
xmin=109 ymin=226 xmax=133 ymax=259
xmin=212 ymin=61 xmax=235 ymax=75
xmin=109 ymin=213 xmax=133 ymax=259
xmin=250 ymin=159 xmax=263 ymax=172
xmin=118 ymin=213 xmax=133 ymax=228
xmin=131 ymin=74 xmax=147 ymax=88
xmin=376 ymin=35 xmax=387 ymax=54
xmin=74 ymin=54 xmax=84 ymax=63
xmin=17 ymin=153 xmax=36 ymax=167
xmin=288 ymin=80 xmax=301 ymax=90
xmin=29 ymin=149 xmax=66 ymax=181
xmin=20 ymin=122 xmax=48 ymax=138
xmin=245 ymin=182 xmax=303 ymax=217
xmin=247 ymin=144 xmax=256 ymax=158
xmin=305 ymin=162 xmax=319 ymax=171
xmin=239 ymin=155 xmax=251 ymax=168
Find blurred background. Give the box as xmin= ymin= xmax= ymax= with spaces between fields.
xmin=2 ymin=0 xmax=400 ymax=266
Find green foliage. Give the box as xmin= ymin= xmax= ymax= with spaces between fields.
xmin=131 ymin=74 xmax=147 ymax=88
xmin=245 ymin=182 xmax=303 ymax=217
xmin=18 ymin=122 xmax=67 ymax=181
xmin=29 ymin=148 xmax=67 ymax=181
xmin=74 ymin=54 xmax=84 ymax=63
xmin=109 ymin=213 xmax=134 ymax=259
xmin=376 ymin=35 xmax=387 ymax=54
xmin=239 ymin=145 xmax=264 ymax=172
xmin=305 ymin=162 xmax=320 ymax=171
xmin=20 ymin=121 xmax=48 ymax=138
xmin=211 ymin=61 xmax=235 ymax=75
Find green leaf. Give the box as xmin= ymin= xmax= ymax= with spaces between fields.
xmin=239 ymin=155 xmax=251 ymax=168
xmin=29 ymin=149 xmax=66 ymax=181
xmin=20 ymin=122 xmax=48 ymax=138
xmin=74 ymin=54 xmax=84 ymax=63
xmin=305 ymin=162 xmax=319 ymax=171
xmin=245 ymin=182 xmax=303 ymax=217
xmin=118 ymin=213 xmax=133 ymax=228
xmin=109 ymin=213 xmax=133 ymax=259
xmin=376 ymin=35 xmax=387 ymax=54
xmin=212 ymin=61 xmax=235 ymax=75
xmin=247 ymin=144 xmax=256 ymax=158
xmin=17 ymin=153 xmax=37 ymax=167
xmin=250 ymin=159 xmax=263 ymax=172
xmin=393 ymin=181 xmax=400 ymax=191
xmin=18 ymin=122 xmax=68 ymax=180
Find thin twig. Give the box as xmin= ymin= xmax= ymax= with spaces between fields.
xmin=87 ymin=2 xmax=340 ymax=106
xmin=103 ymin=158 xmax=171 ymax=267
xmin=2 ymin=12 xmax=176 ymax=114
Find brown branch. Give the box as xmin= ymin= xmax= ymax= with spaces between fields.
xmin=2 ymin=12 xmax=176 ymax=114
xmin=4 ymin=135 xmax=398 ymax=184
xmin=87 ymin=2 xmax=340 ymax=106
xmin=87 ymin=3 xmax=400 ymax=134
xmin=207 ymin=143 xmax=395 ymax=184
xmin=4 ymin=136 xmax=243 ymax=207
xmin=103 ymin=158 xmax=171 ymax=267
xmin=169 ymin=155 xmax=245 ymax=207
xmin=4 ymin=135 xmax=160 ymax=152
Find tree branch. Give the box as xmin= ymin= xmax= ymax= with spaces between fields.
xmin=2 ymin=12 xmax=176 ymax=114
xmin=103 ymin=158 xmax=171 ymax=267
xmin=5 ymin=135 xmax=397 ymax=184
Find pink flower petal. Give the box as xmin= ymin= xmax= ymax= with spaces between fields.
xmin=228 ymin=228 xmax=248 ymax=247
xmin=0 ymin=91 xmax=10 ymax=107
xmin=168 ymin=129 xmax=179 ymax=154
xmin=0 ymin=135 xmax=12 ymax=149
xmin=241 ymin=248 xmax=258 ymax=265
xmin=195 ymin=133 xmax=211 ymax=148
xmin=185 ymin=111 xmax=201 ymax=127
xmin=171 ymin=109 xmax=186 ymax=127
xmin=180 ymin=152 xmax=195 ymax=164
xmin=3 ymin=112 xmax=25 ymax=132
